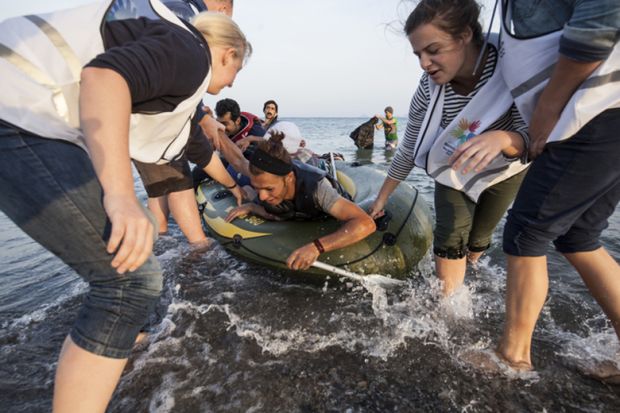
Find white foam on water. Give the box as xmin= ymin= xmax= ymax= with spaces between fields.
xmin=558 ymin=328 xmax=620 ymax=375
xmin=148 ymin=373 xmax=179 ymax=413
xmin=2 ymin=280 xmax=86 ymax=330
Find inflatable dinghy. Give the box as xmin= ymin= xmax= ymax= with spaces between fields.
xmin=196 ymin=162 xmax=433 ymax=280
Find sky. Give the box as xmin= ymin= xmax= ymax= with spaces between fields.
xmin=0 ymin=0 xmax=499 ymax=118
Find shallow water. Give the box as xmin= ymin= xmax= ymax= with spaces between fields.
xmin=1 ymin=118 xmax=619 ymax=412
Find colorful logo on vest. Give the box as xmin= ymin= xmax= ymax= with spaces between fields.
xmin=443 ymin=118 xmax=481 ymax=156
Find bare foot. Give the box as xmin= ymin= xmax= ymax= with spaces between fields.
xmin=133 ymin=331 xmax=149 ymax=352
xmin=189 ymin=237 xmax=215 ymax=253
xmin=460 ymin=348 xmax=533 ymax=374
xmin=579 ymin=359 xmax=620 ymax=385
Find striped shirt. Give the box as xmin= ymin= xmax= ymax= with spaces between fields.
xmin=388 ymin=45 xmax=529 ymax=182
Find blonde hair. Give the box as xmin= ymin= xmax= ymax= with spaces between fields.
xmin=192 ymin=12 xmax=252 ymax=63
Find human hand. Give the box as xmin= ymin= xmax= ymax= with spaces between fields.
xmin=225 ymin=203 xmax=254 ymax=223
xmin=287 ymin=243 xmax=320 ymax=270
xmin=449 ymin=131 xmax=511 ymax=174
xmin=201 ymin=105 xmax=213 ymax=117
xmin=236 ymin=137 xmax=251 ymax=152
xmin=368 ymin=197 xmax=388 ymax=219
xmin=229 ymin=184 xmax=248 ymax=206
xmin=528 ymin=108 xmax=560 ymax=160
xmin=103 ymin=194 xmax=155 ymax=274
xmin=199 ymin=116 xmax=226 ymax=150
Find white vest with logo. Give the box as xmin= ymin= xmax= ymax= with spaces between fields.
xmin=499 ymin=0 xmax=620 ymax=143
xmin=412 ymin=36 xmax=528 ymax=202
xmin=0 ymin=0 xmax=211 ymax=164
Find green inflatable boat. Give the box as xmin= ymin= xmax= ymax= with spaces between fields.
xmin=196 ymin=162 xmax=433 ymax=280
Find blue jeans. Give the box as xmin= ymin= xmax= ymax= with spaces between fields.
xmin=503 ymin=109 xmax=620 ymax=256
xmin=0 ymin=122 xmax=162 ymax=359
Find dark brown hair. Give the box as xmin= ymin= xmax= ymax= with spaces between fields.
xmin=249 ymin=131 xmax=291 ymax=175
xmin=404 ymin=0 xmax=483 ymax=47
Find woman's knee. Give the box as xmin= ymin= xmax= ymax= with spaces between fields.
xmin=71 ymin=257 xmax=163 ymax=359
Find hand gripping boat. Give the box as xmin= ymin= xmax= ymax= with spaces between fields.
xmin=196 ymin=162 xmax=433 ymax=280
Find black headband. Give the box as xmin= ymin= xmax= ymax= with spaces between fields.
xmin=249 ymin=148 xmax=293 ymax=176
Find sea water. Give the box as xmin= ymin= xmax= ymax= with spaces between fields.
xmin=1 ymin=118 xmax=619 ymax=412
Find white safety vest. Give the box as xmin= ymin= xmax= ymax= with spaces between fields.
xmin=412 ymin=35 xmax=528 ymax=202
xmin=499 ymin=0 xmax=620 ymax=143
xmin=0 ymin=0 xmax=211 ymax=164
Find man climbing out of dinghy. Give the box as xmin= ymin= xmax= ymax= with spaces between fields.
xmin=222 ymin=132 xmax=376 ymax=270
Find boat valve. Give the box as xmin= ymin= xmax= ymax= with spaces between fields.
xmin=382 ymin=232 xmax=397 ymax=246
xmin=232 ymin=234 xmax=243 ymax=249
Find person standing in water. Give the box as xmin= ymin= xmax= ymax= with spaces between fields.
xmin=369 ymin=0 xmax=529 ymax=296
xmin=375 ymin=106 xmax=399 ymax=150
xmin=488 ymin=0 xmax=620 ymax=381
xmin=133 ymin=0 xmax=242 ymax=252
xmin=0 ymin=2 xmax=251 ymax=410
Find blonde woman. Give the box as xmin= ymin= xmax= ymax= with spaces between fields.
xmin=0 ymin=2 xmax=250 ymax=411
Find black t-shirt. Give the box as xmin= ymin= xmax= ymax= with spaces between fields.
xmin=85 ymin=17 xmax=210 ymax=114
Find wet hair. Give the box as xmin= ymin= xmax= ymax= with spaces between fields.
xmin=384 ymin=106 xmax=393 ymax=114
xmin=404 ymin=0 xmax=483 ymax=47
xmin=215 ymin=98 xmax=240 ymax=121
xmin=192 ymin=11 xmax=252 ymax=64
xmin=263 ymin=99 xmax=279 ymax=112
xmin=250 ymin=132 xmax=291 ymax=175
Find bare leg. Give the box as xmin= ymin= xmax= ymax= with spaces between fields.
xmin=147 ymin=196 xmax=170 ymax=234
xmin=467 ymin=251 xmax=484 ymax=266
xmin=564 ymin=248 xmax=620 ymax=339
xmin=53 ymin=336 xmax=127 ymax=413
xmin=435 ymin=255 xmax=467 ymax=296
xmin=167 ymin=189 xmax=209 ymax=245
xmin=497 ymin=254 xmax=549 ymax=368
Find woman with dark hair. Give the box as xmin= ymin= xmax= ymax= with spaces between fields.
xmin=369 ymin=0 xmax=529 ymax=295
xmin=224 ymin=132 xmax=376 ymax=270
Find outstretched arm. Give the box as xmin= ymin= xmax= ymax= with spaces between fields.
xmin=201 ymin=155 xmax=247 ymax=205
xmin=236 ymin=134 xmax=265 ymax=151
xmin=369 ymin=177 xmax=401 ymax=218
xmin=80 ymin=67 xmax=154 ymax=274
xmin=286 ymin=198 xmax=376 ymax=270
xmin=225 ymin=202 xmax=280 ymax=222
xmin=199 ymin=117 xmax=251 ymax=177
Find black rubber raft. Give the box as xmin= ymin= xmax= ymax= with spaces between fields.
xmin=196 ymin=162 xmax=433 ymax=280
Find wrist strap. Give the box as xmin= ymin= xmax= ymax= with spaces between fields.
xmin=226 ymin=182 xmax=238 ymax=190
xmin=313 ymin=238 xmax=325 ymax=254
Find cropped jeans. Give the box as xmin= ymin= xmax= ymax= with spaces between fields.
xmin=0 ymin=121 xmax=162 ymax=359
xmin=503 ymin=109 xmax=620 ymax=256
